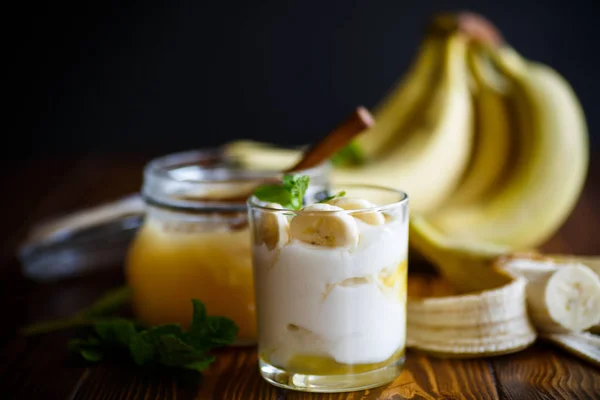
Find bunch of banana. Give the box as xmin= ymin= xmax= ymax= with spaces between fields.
xmin=224 ymin=12 xmax=589 ymax=253
xmin=428 ymin=43 xmax=588 ymax=249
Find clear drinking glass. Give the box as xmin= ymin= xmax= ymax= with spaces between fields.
xmin=248 ymin=184 xmax=409 ymax=392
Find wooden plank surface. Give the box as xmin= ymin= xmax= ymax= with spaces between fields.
xmin=1 ymin=154 xmax=599 ymax=400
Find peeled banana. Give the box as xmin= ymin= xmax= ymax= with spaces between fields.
xmin=506 ymin=262 xmax=600 ymax=333
xmin=512 ymin=254 xmax=600 ymax=334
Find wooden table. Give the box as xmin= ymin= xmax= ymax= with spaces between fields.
xmin=1 ymin=153 xmax=599 ymax=399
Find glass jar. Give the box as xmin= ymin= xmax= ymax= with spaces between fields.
xmin=125 ymin=149 xmax=330 ymax=345
xmin=248 ymin=184 xmax=408 ymax=391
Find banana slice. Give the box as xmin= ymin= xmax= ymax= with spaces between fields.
xmin=257 ymin=203 xmax=289 ymax=250
xmin=327 ymin=197 xmax=386 ymax=225
xmin=289 ymin=204 xmax=359 ymax=249
xmin=508 ymin=262 xmax=600 ymax=333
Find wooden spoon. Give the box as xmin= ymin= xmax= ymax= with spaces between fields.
xmin=285 ymin=106 xmax=374 ymax=173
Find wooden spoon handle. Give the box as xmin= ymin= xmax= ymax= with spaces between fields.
xmin=286 ymin=106 xmax=374 ymax=172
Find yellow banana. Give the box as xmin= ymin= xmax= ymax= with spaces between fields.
xmin=429 ymin=45 xmax=588 ymax=249
xmin=223 ymin=33 xmax=446 ymax=168
xmin=331 ymin=32 xmax=473 ymax=213
xmin=409 ymin=215 xmax=513 ymax=293
xmin=353 ymin=35 xmax=446 ymax=157
xmin=223 ymin=140 xmax=301 ymax=171
xmin=446 ymin=45 xmax=513 ymax=205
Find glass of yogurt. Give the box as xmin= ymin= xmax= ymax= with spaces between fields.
xmin=248 ymin=183 xmax=408 ymax=392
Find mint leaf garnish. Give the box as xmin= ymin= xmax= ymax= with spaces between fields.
xmin=253 ymin=174 xmax=310 ymax=210
xmin=66 ymin=299 xmax=237 ymax=373
xmin=94 ymin=319 xmax=138 ymax=346
xmin=24 ymin=287 xmax=237 ymax=374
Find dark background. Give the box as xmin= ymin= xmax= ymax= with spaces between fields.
xmin=11 ymin=0 xmax=600 ymax=157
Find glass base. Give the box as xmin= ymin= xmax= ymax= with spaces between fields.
xmin=258 ymin=356 xmax=405 ymax=393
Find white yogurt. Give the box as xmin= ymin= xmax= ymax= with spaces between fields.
xmin=253 ymin=216 xmax=408 ymax=367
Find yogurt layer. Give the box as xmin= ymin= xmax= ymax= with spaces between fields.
xmin=254 ymin=216 xmax=408 ymax=366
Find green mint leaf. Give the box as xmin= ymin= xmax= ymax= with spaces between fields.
xmin=186 ymin=300 xmax=234 ymax=349
xmin=186 ymin=299 xmax=208 ymax=340
xmin=157 ymin=335 xmax=202 ymax=367
xmin=80 ymin=348 xmax=104 ymax=362
xmin=281 ymin=174 xmax=297 ymax=189
xmin=253 ymin=174 xmax=310 ymax=210
xmin=62 ymin=295 xmax=236 ymax=373
xmin=253 ymin=184 xmax=292 ymax=208
xmin=148 ymin=324 xmax=185 ymax=338
xmin=185 ymin=356 xmax=216 ymax=372
xmin=330 ymin=142 xmax=365 ymax=166
xmin=81 ymin=286 xmax=132 ymax=317
xmin=286 ymin=175 xmax=310 ymax=210
xmin=94 ymin=319 xmax=138 ymax=347
xmin=185 ymin=300 xmax=238 ymax=351
xmin=129 ymin=331 xmax=157 ymax=365
xmin=205 ymin=316 xmax=239 ymax=346
xmin=319 ymin=190 xmax=346 ymax=203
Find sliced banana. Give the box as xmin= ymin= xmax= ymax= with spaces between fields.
xmin=327 ymin=197 xmax=386 ymax=225
xmin=527 ymin=264 xmax=600 ymax=333
xmin=289 ymin=204 xmax=359 ymax=249
xmin=257 ymin=203 xmax=289 ymax=250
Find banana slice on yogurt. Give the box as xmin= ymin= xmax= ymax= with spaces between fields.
xmin=289 ymin=203 xmax=359 ymax=249
xmin=327 ymin=197 xmax=386 ymax=225
xmin=258 ymin=202 xmax=290 ymax=250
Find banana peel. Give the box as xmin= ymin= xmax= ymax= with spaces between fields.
xmin=407 ymin=215 xmax=600 ymax=363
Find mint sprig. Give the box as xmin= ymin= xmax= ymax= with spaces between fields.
xmin=68 ymin=300 xmax=237 ymax=372
xmin=253 ymin=174 xmax=310 ymax=210
xmin=21 ymin=288 xmax=238 ymax=373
